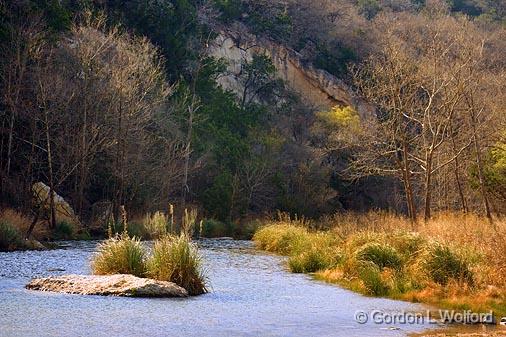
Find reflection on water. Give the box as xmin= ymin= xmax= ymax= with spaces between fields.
xmin=0 ymin=239 xmax=438 ymax=337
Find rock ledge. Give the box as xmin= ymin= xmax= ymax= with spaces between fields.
xmin=26 ymin=274 xmax=188 ymax=297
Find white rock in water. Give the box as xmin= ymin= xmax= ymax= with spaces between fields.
xmin=26 ymin=274 xmax=188 ymax=297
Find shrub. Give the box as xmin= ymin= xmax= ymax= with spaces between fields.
xmin=253 ymin=224 xmax=310 ymax=255
xmin=75 ymin=229 xmax=92 ymax=240
xmin=143 ymin=212 xmax=168 ymax=239
xmin=424 ymin=243 xmax=474 ymax=286
xmin=54 ymin=221 xmax=75 ymax=240
xmin=126 ymin=221 xmax=150 ymax=239
xmin=389 ymin=232 xmax=426 ymax=258
xmin=0 ymin=209 xmax=32 ymax=234
xmin=234 ymin=220 xmax=261 ymax=240
xmin=91 ymin=234 xmax=146 ymax=277
xmin=289 ymin=247 xmax=340 ymax=273
xmin=0 ymin=221 xmax=23 ymax=251
xmin=147 ymin=235 xmax=207 ymax=295
xmin=109 ymin=221 xmax=148 ymax=239
xmin=358 ymin=261 xmax=390 ymax=296
xmin=356 ymin=242 xmax=403 ymax=270
xmin=200 ymin=219 xmax=232 ymax=238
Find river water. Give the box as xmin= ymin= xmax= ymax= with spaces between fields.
xmin=0 ymin=239 xmax=442 ymax=337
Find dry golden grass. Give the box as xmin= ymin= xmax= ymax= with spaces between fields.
xmin=322 ymin=211 xmax=506 ymax=288
xmin=0 ymin=208 xmax=49 ymax=240
xmin=254 ymin=211 xmax=506 ymax=317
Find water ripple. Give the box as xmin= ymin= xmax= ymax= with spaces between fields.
xmin=0 ymin=239 xmax=433 ymax=337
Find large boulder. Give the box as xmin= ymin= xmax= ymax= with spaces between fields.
xmin=90 ymin=200 xmax=113 ymax=232
xmin=26 ymin=274 xmax=188 ymax=297
xmin=32 ymin=182 xmax=79 ymax=226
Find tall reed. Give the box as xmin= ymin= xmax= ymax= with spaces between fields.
xmin=147 ymin=234 xmax=207 ymax=295
xmin=91 ymin=233 xmax=146 ymax=277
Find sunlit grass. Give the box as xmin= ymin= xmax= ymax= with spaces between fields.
xmin=91 ymin=233 xmax=147 ymax=277
xmin=143 ymin=211 xmax=169 ymax=239
xmin=254 ymin=211 xmax=506 ymax=317
xmin=147 ymin=234 xmax=207 ymax=295
xmin=91 ymin=230 xmax=207 ymax=295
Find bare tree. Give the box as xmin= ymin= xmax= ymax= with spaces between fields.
xmin=350 ymin=13 xmax=502 ymax=221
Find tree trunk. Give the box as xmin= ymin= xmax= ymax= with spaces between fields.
xmin=77 ymin=102 xmax=88 ymax=217
xmin=402 ymin=141 xmax=417 ymax=223
xmin=423 ymin=153 xmax=433 ymax=222
xmin=114 ymin=100 xmax=123 ymax=218
xmin=450 ymin=126 xmax=468 ymax=213
xmin=44 ymin=110 xmax=56 ymax=229
xmin=471 ymin=122 xmax=492 ymax=223
xmin=6 ymin=109 xmax=15 ymax=176
xmin=0 ymin=114 xmax=5 ymax=171
xmin=25 ymin=204 xmax=42 ymax=239
xmin=181 ymin=100 xmax=194 ymax=209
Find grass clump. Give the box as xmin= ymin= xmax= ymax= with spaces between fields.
xmin=253 ymin=211 xmax=505 ymax=317
xmin=143 ymin=211 xmax=168 ymax=239
xmin=200 ymin=219 xmax=232 ymax=238
xmin=94 ymin=206 xmax=207 ymax=295
xmin=355 ymin=242 xmax=403 ymax=270
xmin=147 ymin=234 xmax=207 ymax=295
xmin=91 ymin=233 xmax=146 ymax=277
xmin=0 ymin=221 xmax=23 ymax=251
xmin=255 ymin=216 xmax=341 ymax=273
xmin=288 ymin=246 xmax=340 ymax=273
xmin=254 ymin=223 xmax=311 ymax=255
xmin=424 ymin=243 xmax=474 ymax=286
xmin=54 ymin=221 xmax=75 ymax=240
xmin=357 ymin=261 xmax=390 ymax=296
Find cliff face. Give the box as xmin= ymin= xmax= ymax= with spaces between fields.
xmin=208 ymin=30 xmax=371 ymax=116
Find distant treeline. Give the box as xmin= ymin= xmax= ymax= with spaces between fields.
xmin=0 ymin=0 xmax=504 ymax=227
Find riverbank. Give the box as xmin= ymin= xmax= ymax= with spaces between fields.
xmin=0 ymin=206 xmax=261 ymax=253
xmin=253 ymin=212 xmax=506 ymax=319
xmin=1 ymin=239 xmax=435 ymax=336
xmin=0 ymin=207 xmax=86 ymax=252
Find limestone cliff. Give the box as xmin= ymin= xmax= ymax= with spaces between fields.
xmin=207 ymin=29 xmax=371 ymax=116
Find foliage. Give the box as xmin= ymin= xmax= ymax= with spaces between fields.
xmin=313 ymin=45 xmax=358 ymax=78
xmin=253 ymin=212 xmax=505 ymax=315
xmin=357 ymin=261 xmax=390 ymax=296
xmin=424 ymin=243 xmax=474 ymax=286
xmin=91 ymin=234 xmax=147 ymax=277
xmin=0 ymin=221 xmax=23 ymax=252
xmin=254 ymin=223 xmax=311 ymax=255
xmin=143 ymin=212 xmax=168 ymax=239
xmin=200 ymin=219 xmax=232 ymax=238
xmin=99 ymin=0 xmax=201 ymax=81
xmin=355 ymin=242 xmax=403 ymax=270
xmin=477 ymin=138 xmax=506 ymax=206
xmin=316 ymin=106 xmax=360 ymax=130
xmin=1 ymin=0 xmax=505 ymax=238
xmin=357 ymin=0 xmax=382 ymax=19
xmin=54 ymin=221 xmax=75 ymax=240
xmin=147 ymin=234 xmax=207 ymax=295
xmin=289 ymin=246 xmax=340 ymax=273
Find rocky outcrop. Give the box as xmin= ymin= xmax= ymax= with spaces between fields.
xmin=32 ymin=182 xmax=80 ymax=226
xmin=208 ymin=29 xmax=373 ymax=116
xmin=26 ymin=274 xmax=188 ymax=297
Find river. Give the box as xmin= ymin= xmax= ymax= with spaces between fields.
xmin=0 ymin=239 xmax=443 ymax=337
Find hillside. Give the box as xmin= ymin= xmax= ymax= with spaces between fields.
xmin=0 ymin=0 xmax=505 ymax=229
